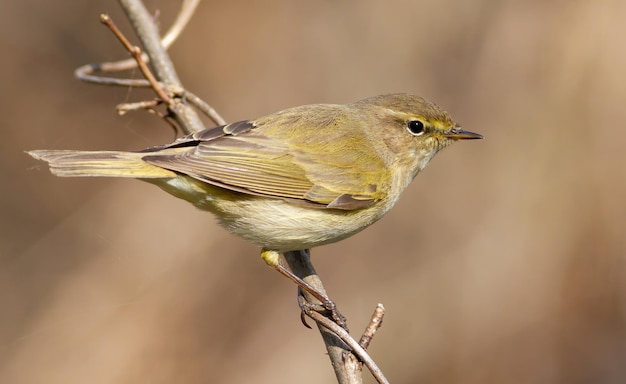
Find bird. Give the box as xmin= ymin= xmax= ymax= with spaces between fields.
xmin=29 ymin=93 xmax=482 ymax=316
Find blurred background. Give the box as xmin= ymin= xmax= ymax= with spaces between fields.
xmin=2 ymin=1 xmax=625 ymax=383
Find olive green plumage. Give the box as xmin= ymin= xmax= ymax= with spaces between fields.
xmin=29 ymin=93 xmax=482 ymax=252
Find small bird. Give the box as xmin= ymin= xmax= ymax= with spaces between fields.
xmin=29 ymin=93 xmax=482 ymax=307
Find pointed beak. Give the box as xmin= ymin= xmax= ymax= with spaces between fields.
xmin=445 ymin=128 xmax=484 ymax=140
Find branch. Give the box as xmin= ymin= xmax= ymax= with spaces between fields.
xmin=284 ymin=251 xmax=360 ymax=383
xmin=299 ymin=295 xmax=389 ymax=384
xmin=117 ymin=0 xmax=204 ymax=134
xmin=78 ymin=0 xmax=225 ymax=127
xmin=359 ymin=303 xmax=385 ymax=350
xmin=75 ymin=0 xmax=199 ymax=78
xmin=285 ymin=252 xmax=389 ymax=384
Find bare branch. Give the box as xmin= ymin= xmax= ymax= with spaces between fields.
xmin=118 ymin=0 xmax=180 ymax=84
xmin=299 ymin=295 xmax=390 ymax=384
xmin=73 ymin=68 xmax=152 ymax=87
xmin=162 ymin=0 xmax=201 ymax=48
xmin=284 ymin=250 xmax=359 ymax=384
xmin=359 ymin=303 xmax=385 ymax=350
xmin=117 ymin=0 xmax=203 ymax=134
xmin=75 ymin=1 xmax=225 ymax=128
xmin=100 ymin=14 xmax=173 ymax=105
xmin=116 ymin=99 xmax=161 ymax=115
xmin=76 ymin=0 xmax=199 ymax=79
xmin=284 ymin=250 xmax=391 ymax=384
xmin=181 ymin=90 xmax=227 ymax=126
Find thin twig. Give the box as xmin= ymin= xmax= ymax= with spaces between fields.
xmin=116 ymin=99 xmax=179 ymax=136
xmin=118 ymin=0 xmax=204 ymax=134
xmin=162 ymin=0 xmax=201 ymax=48
xmin=75 ymin=1 xmax=225 ymax=127
xmin=76 ymin=0 xmax=200 ymax=78
xmin=181 ymin=90 xmax=227 ymax=126
xmin=74 ymin=67 xmax=153 ymax=87
xmin=285 ymin=251 xmax=363 ymax=384
xmin=100 ymin=14 xmax=173 ymax=105
xmin=119 ymin=0 xmax=180 ymax=84
xmin=116 ymin=99 xmax=161 ymax=115
xmin=359 ymin=303 xmax=385 ymax=350
xmin=299 ymin=296 xmax=390 ymax=384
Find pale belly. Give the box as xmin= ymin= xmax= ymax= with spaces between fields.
xmin=145 ymin=175 xmax=394 ymax=252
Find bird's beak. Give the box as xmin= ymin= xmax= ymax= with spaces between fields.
xmin=445 ymin=128 xmax=484 ymax=140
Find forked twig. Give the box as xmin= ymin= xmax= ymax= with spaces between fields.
xmin=76 ymin=0 xmax=200 ymax=78
xmin=299 ymin=295 xmax=389 ymax=384
xmin=285 ymin=250 xmax=388 ymax=384
xmin=75 ymin=0 xmax=224 ymax=129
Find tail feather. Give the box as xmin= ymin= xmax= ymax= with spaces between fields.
xmin=28 ymin=150 xmax=176 ymax=178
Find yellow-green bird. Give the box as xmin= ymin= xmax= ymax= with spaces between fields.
xmin=29 ymin=93 xmax=482 ymax=301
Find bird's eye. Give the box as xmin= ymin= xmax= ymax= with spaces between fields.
xmin=407 ymin=120 xmax=425 ymax=136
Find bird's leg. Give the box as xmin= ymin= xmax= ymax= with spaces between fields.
xmin=261 ymin=249 xmax=347 ymax=330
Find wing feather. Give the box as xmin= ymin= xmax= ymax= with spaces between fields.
xmin=142 ymin=112 xmax=388 ymax=210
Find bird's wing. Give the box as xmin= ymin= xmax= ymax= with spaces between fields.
xmin=142 ymin=119 xmax=388 ymax=210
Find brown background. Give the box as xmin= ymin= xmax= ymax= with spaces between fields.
xmin=2 ymin=1 xmax=625 ymax=383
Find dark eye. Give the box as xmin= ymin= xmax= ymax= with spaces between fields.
xmin=407 ymin=120 xmax=425 ymax=136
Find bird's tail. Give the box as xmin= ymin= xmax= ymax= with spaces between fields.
xmin=28 ymin=150 xmax=176 ymax=178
